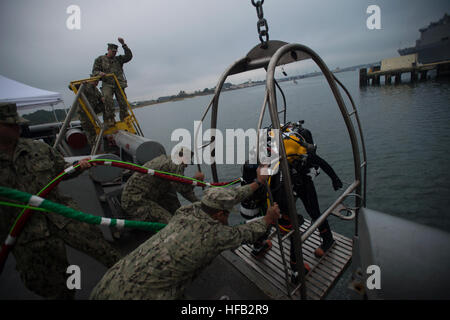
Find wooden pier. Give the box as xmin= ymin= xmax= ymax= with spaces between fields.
xmin=360 ymin=59 xmax=450 ymax=86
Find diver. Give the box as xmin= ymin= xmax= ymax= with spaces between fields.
xmin=239 ymin=120 xmax=343 ymax=283
xmin=280 ymin=120 xmax=343 ymax=283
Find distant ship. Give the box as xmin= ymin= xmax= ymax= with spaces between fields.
xmin=398 ymin=13 xmax=450 ymax=64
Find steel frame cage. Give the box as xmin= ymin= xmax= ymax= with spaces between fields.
xmin=196 ymin=40 xmax=367 ymax=299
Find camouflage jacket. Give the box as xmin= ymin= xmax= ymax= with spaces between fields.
xmin=78 ymin=82 xmax=104 ymax=116
xmin=92 ymin=44 xmax=132 ymax=88
xmin=121 ymin=154 xmax=198 ymax=209
xmin=0 ymin=138 xmax=75 ymax=244
xmin=91 ymin=185 xmax=268 ymax=300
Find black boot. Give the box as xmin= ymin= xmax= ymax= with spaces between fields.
xmin=314 ymin=228 xmax=335 ymax=258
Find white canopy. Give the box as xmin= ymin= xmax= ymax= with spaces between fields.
xmin=0 ymin=75 xmax=63 ymax=110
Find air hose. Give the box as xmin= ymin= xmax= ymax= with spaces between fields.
xmin=0 ymin=168 xmax=65 ymax=273
xmin=89 ymin=158 xmax=240 ymax=188
xmin=0 ymin=186 xmax=166 ymax=232
xmin=0 ymin=158 xmax=241 ymax=273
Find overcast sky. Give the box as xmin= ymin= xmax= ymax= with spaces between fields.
xmin=1 ymin=0 xmax=449 ymax=108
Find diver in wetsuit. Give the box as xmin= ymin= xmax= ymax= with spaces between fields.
xmin=276 ymin=121 xmax=343 ymax=283
xmin=239 ymin=120 xmax=343 ymax=283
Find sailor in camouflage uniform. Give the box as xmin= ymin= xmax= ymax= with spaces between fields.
xmin=121 ymin=149 xmax=204 ymax=224
xmin=0 ymin=103 xmax=121 ymax=299
xmin=91 ymin=166 xmax=279 ymax=300
xmin=74 ymin=78 xmax=105 ymax=149
xmin=91 ymin=38 xmax=132 ymax=126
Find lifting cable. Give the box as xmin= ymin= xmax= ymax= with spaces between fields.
xmin=0 ymin=158 xmax=241 ymax=273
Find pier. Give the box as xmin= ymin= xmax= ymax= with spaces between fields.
xmin=360 ymin=54 xmax=450 ymax=86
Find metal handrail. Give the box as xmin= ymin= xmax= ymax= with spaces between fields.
xmin=301 ymin=180 xmax=360 ymax=243
xmin=266 ymin=43 xmax=364 ymax=299
xmin=53 ymin=83 xmax=86 ymax=151
xmin=332 ymin=75 xmax=368 ymax=215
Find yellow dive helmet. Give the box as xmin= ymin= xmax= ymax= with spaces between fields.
xmin=268 ymin=128 xmax=307 ymax=163
xmin=283 ymin=131 xmax=307 ymax=163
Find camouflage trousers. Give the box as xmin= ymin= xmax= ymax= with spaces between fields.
xmin=90 ymin=278 xmax=186 ymax=300
xmin=123 ymin=196 xmax=182 ymax=224
xmin=101 ymin=85 xmax=128 ymax=122
xmin=12 ymin=218 xmax=121 ymax=300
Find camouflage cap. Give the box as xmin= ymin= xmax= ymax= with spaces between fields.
xmin=0 ymin=102 xmax=29 ymax=125
xmin=107 ymin=43 xmax=118 ymax=51
xmin=201 ymin=188 xmax=240 ymax=212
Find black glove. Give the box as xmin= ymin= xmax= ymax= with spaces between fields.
xmin=332 ymin=177 xmax=343 ymax=191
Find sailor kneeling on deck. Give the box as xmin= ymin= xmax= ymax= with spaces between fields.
xmin=121 ymin=147 xmax=204 ymax=225
xmin=90 ymin=165 xmax=279 ymax=300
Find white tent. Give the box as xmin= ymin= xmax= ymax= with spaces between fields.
xmin=0 ymin=75 xmax=63 ymax=111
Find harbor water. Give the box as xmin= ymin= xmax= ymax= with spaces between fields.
xmin=131 ymin=70 xmax=450 ymax=299
xmin=133 ymin=70 xmax=450 ymax=235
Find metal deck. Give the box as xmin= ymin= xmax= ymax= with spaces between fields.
xmin=224 ymin=219 xmax=353 ymax=300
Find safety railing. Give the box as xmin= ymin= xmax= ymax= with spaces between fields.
xmin=69 ymin=74 xmax=144 ymax=137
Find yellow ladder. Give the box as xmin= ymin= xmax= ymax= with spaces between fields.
xmin=69 ymin=74 xmax=144 ymax=137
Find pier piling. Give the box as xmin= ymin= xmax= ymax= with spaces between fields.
xmin=411 ymin=70 xmax=417 ymax=82
xmin=360 ymin=60 xmax=449 ymax=86
xmin=359 ymin=68 xmax=368 ymax=87
xmin=386 ymin=74 xmax=392 ymax=84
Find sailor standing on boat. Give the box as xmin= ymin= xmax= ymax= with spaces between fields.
xmin=91 ymin=166 xmax=278 ymax=300
xmin=91 ymin=38 xmax=132 ymax=127
xmin=121 ymin=148 xmax=204 ymax=224
xmin=0 ymin=103 xmax=121 ymax=299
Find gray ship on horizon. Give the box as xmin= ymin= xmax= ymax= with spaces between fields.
xmin=398 ymin=13 xmax=450 ymax=64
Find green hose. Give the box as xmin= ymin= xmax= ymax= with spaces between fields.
xmin=0 ymin=186 xmax=166 ymax=233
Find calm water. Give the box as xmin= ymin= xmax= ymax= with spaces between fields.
xmin=132 ymin=72 xmax=450 ymax=299
xmin=133 ymin=70 xmax=450 ymax=235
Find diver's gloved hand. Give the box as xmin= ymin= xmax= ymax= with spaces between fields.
xmin=332 ymin=177 xmax=343 ymax=191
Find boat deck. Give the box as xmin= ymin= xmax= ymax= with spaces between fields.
xmin=222 ymin=219 xmax=353 ymax=300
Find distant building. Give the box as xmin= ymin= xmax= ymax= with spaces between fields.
xmin=398 ymin=13 xmax=450 ymax=64
xmin=381 ymin=54 xmax=417 ymax=72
